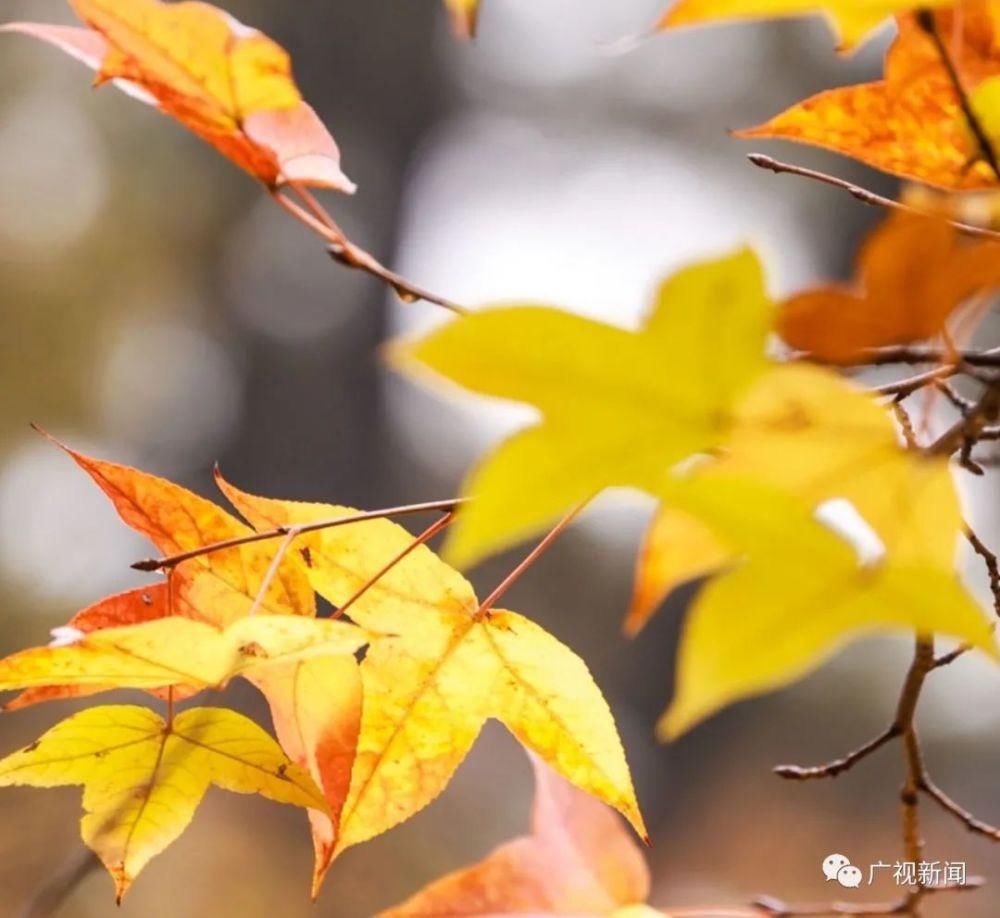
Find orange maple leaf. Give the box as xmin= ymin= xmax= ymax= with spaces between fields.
xmin=380 ymin=753 xmax=651 ymax=917
xmin=738 ymin=4 xmax=1000 ymax=190
xmin=2 ymin=0 xmax=355 ymax=191
xmin=777 ymin=212 xmax=1000 ymax=363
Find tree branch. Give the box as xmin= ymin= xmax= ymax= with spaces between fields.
xmin=773 ymin=724 xmax=901 ymax=781
xmin=746 ymin=154 xmax=1000 ymax=241
xmin=131 ymin=498 xmax=465 ymax=572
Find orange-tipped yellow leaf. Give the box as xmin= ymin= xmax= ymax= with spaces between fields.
xmin=51 ymin=438 xmax=315 ymax=624
xmin=248 ymin=656 xmax=362 ymax=896
xmin=0 ymin=705 xmax=325 ymax=900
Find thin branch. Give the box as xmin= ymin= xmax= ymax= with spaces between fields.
xmin=20 ymin=848 xmax=99 ymax=918
xmin=931 ymin=379 xmax=975 ymax=414
xmin=773 ymin=724 xmax=901 ymax=781
xmin=858 ymin=345 xmax=1000 ymax=368
xmin=752 ymin=881 xmax=981 ymax=918
xmin=747 ymin=153 xmax=1000 ymax=241
xmin=875 ymin=364 xmax=962 ymax=398
xmin=270 ymin=188 xmax=468 ymax=315
xmin=966 ymin=528 xmax=1000 ymax=618
xmin=131 ymin=498 xmax=465 ymax=572
xmin=897 ymin=637 xmax=934 ymax=878
xmin=931 ymin=644 xmax=972 ymax=669
xmin=332 ymin=512 xmax=454 ymax=620
xmin=475 ymin=503 xmax=588 ymax=618
xmin=920 ymin=774 xmax=1000 ymax=841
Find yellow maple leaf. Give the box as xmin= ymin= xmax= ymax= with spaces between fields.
xmin=658 ymin=0 xmax=953 ymax=52
xmin=650 ymin=476 xmax=997 ymax=738
xmin=0 ymin=705 xmax=326 ymax=900
xmin=217 ymin=477 xmax=646 ymax=864
xmin=0 ymin=614 xmax=371 ymax=695
xmin=392 ymin=250 xmax=774 ymax=569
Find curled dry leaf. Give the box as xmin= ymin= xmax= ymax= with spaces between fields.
xmin=380 ymin=754 xmax=651 ymax=917
xmin=737 ymin=4 xmax=1000 ymax=190
xmin=0 ymin=705 xmax=326 ymax=900
xmin=216 ymin=476 xmax=646 ymax=875
xmin=2 ymin=0 xmax=354 ymax=191
xmin=776 ymin=212 xmax=1000 ymax=363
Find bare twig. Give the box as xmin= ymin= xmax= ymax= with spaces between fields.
xmin=773 ymin=724 xmax=901 ymax=781
xmin=131 ymin=498 xmax=465 ymax=572
xmin=858 ymin=346 xmax=1000 ymax=368
xmin=875 ymin=365 xmax=962 ymax=398
xmin=21 ymin=848 xmax=99 ymax=918
xmin=920 ymin=774 xmax=1000 ymax=841
xmin=931 ymin=644 xmax=972 ymax=669
xmin=966 ymin=528 xmax=1000 ymax=618
xmin=747 ymin=154 xmax=1000 ymax=241
xmin=270 ymin=188 xmax=467 ymax=315
xmin=752 ymin=881 xmax=981 ymax=917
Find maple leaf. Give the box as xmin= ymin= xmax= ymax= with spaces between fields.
xmin=248 ymin=657 xmax=362 ymax=897
xmin=657 ymin=0 xmax=952 ymax=52
xmin=650 ymin=474 xmax=997 ymax=738
xmin=5 ymin=582 xmax=172 ymax=712
xmin=48 ymin=436 xmax=316 ymax=625
xmin=380 ymin=754 xmax=650 ymax=917
xmin=2 ymin=0 xmax=355 ymax=191
xmin=216 ymin=476 xmax=646 ymax=866
xmin=0 ymin=613 xmax=371 ymax=696
xmin=392 ymin=250 xmax=775 ymax=569
xmin=737 ymin=5 xmax=1000 ymax=190
xmin=0 ymin=705 xmax=326 ymax=900
xmin=776 ymin=212 xmax=1000 ymax=363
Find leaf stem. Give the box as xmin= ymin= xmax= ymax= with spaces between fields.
xmin=475 ymin=502 xmax=588 ymax=619
xmin=331 ymin=511 xmax=454 ymax=620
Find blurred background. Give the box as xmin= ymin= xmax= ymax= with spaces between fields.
xmin=1 ymin=0 xmax=999 ymax=915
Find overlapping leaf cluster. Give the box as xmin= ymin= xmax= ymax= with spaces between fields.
xmin=395 ymin=215 xmax=1000 ymax=738
xmin=0 ymin=441 xmax=642 ymax=898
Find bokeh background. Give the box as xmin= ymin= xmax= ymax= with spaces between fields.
xmin=1 ymin=0 xmax=999 ymax=915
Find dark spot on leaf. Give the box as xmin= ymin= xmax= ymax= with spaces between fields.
xmin=300 ymin=547 xmax=313 ymax=567
xmin=239 ymin=641 xmax=268 ymax=658
xmin=24 ymin=741 xmax=40 ymax=753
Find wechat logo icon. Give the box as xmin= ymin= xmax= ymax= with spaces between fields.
xmin=822 ymin=853 xmax=862 ymax=888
